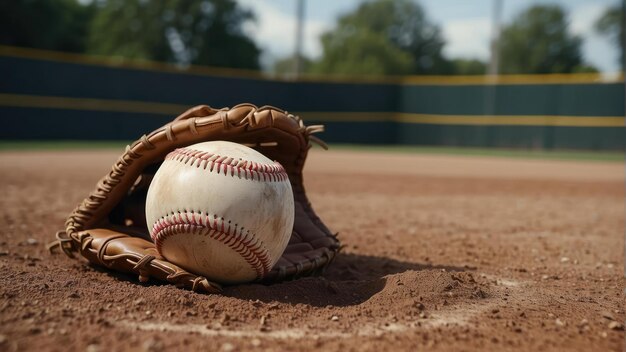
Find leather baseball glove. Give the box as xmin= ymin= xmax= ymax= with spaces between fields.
xmin=49 ymin=104 xmax=340 ymax=293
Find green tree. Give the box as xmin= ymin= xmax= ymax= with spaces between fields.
xmin=311 ymin=29 xmax=414 ymax=76
xmin=594 ymin=4 xmax=625 ymax=70
xmin=572 ymin=64 xmax=599 ymax=73
xmin=88 ymin=0 xmax=260 ymax=69
xmin=498 ymin=5 xmax=583 ymax=74
xmin=311 ymin=0 xmax=448 ymax=76
xmin=0 ymin=0 xmax=94 ymax=52
xmin=450 ymin=59 xmax=487 ymax=75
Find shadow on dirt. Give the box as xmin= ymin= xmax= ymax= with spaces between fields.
xmin=224 ymin=253 xmax=471 ymax=307
xmin=86 ymin=252 xmax=471 ymax=307
xmin=325 ymin=252 xmax=470 ymax=282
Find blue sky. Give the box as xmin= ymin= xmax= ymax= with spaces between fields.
xmin=237 ymin=0 xmax=621 ymax=73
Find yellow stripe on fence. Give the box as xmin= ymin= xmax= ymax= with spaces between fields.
xmin=301 ymin=112 xmax=624 ymax=127
xmin=300 ymin=112 xmax=394 ymax=122
xmin=0 ymin=93 xmax=622 ymax=127
xmin=0 ymin=93 xmax=186 ymax=115
xmin=1 ymin=45 xmax=623 ymax=85
xmin=0 ymin=45 xmax=267 ymax=82
xmin=394 ymin=113 xmax=624 ymax=127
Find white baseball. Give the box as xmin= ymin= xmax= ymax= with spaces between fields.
xmin=145 ymin=141 xmax=294 ymax=284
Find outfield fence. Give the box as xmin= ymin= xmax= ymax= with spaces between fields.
xmin=1 ymin=46 xmax=623 ymax=150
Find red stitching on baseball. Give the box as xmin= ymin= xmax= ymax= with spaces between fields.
xmin=165 ymin=147 xmax=288 ymax=182
xmin=150 ymin=211 xmax=273 ymax=279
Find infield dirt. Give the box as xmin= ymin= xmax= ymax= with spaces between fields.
xmin=0 ymin=148 xmax=623 ymax=351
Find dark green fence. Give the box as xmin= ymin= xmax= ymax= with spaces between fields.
xmin=1 ymin=46 xmax=623 ymax=150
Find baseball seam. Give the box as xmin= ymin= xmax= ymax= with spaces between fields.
xmin=151 ymin=211 xmax=272 ymax=279
xmin=165 ymin=147 xmax=288 ymax=182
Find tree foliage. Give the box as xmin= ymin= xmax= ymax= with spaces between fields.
xmin=311 ymin=0 xmax=448 ymax=76
xmin=87 ymin=0 xmax=260 ymax=69
xmin=0 ymin=0 xmax=94 ymax=52
xmin=498 ymin=5 xmax=584 ymax=74
xmin=450 ymin=59 xmax=487 ymax=75
xmin=311 ymin=29 xmax=414 ymax=76
xmin=594 ymin=4 xmax=625 ymax=69
xmin=2 ymin=0 xmax=610 ymax=75
xmin=571 ymin=64 xmax=599 ymax=73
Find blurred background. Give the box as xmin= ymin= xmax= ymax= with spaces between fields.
xmin=0 ymin=0 xmax=624 ymax=151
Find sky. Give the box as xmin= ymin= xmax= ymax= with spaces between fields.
xmin=236 ymin=0 xmax=621 ymax=73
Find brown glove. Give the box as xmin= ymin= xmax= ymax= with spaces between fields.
xmin=49 ymin=104 xmax=341 ymax=293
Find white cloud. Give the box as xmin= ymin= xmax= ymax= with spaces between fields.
xmin=570 ymin=3 xmax=605 ymax=35
xmin=441 ymin=18 xmax=491 ymax=60
xmin=238 ymin=0 xmax=331 ymax=66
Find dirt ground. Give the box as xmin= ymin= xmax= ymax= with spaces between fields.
xmin=0 ymin=147 xmax=623 ymax=351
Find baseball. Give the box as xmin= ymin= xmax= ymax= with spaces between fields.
xmin=145 ymin=141 xmax=294 ymax=284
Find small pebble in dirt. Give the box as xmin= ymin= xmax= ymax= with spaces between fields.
xmin=474 ymin=288 xmax=488 ymax=299
xmin=250 ymin=339 xmax=261 ymax=347
xmin=86 ymin=344 xmax=100 ymax=352
xmin=555 ymin=318 xmax=566 ymax=327
xmin=220 ymin=342 xmax=235 ymax=352
xmin=331 ymin=315 xmax=339 ymax=322
xmin=519 ymin=311 xmax=526 ymax=318
xmin=0 ymin=334 xmax=6 ymax=344
xmin=142 ymin=338 xmax=164 ymax=352
xmin=601 ymin=311 xmax=615 ymax=321
xmin=608 ymin=322 xmax=624 ymax=331
xmin=26 ymin=238 xmax=38 ymax=245
xmin=560 ymin=257 xmax=569 ymax=263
